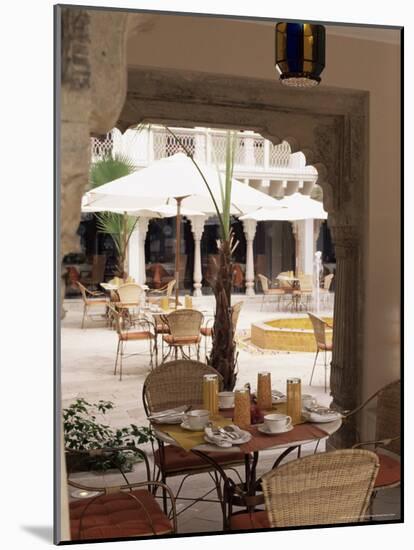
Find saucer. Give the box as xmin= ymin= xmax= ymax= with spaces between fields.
xmin=180 ymin=420 xmax=207 ymax=432
xmin=257 ymin=423 xmax=294 ymax=435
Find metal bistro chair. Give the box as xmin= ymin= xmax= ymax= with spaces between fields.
xmin=344 ymin=380 xmax=401 ymax=514
xmin=142 ymin=360 xmax=244 ymax=525
xmin=147 ymin=279 xmax=176 ymax=307
xmin=76 ymin=282 xmax=109 ymax=329
xmin=257 ymin=274 xmax=285 ymax=311
xmin=108 ymin=305 xmax=157 ymax=380
xmin=307 ymin=311 xmax=333 ymax=392
xmin=162 ymin=309 xmax=203 ymax=362
xmin=229 ymin=449 xmax=379 ymax=530
xmin=67 ymin=447 xmax=177 ymax=540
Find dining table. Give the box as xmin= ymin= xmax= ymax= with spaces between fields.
xmin=151 ymin=404 xmax=342 ymax=523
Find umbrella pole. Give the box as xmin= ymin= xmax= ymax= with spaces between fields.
xmin=175 ymin=197 xmax=183 ymax=309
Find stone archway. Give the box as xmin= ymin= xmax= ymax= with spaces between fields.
xmin=117 ymin=67 xmax=368 ymax=445
xmin=58 ymin=8 xmax=368 ymax=447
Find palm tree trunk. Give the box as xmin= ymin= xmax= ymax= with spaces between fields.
xmin=208 ymin=239 xmax=237 ymax=390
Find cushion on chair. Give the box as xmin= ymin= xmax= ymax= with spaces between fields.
xmin=70 ymin=489 xmax=173 ymax=540
xmin=156 ymin=324 xmax=170 ymax=333
xmin=163 ymin=335 xmax=201 ymax=345
xmin=86 ymin=299 xmax=108 ymax=305
xmin=374 ymin=452 xmax=400 ymax=488
xmin=265 ymin=289 xmax=284 ymax=295
xmin=200 ymin=327 xmax=212 ymax=337
xmin=120 ymin=331 xmax=155 ymax=341
xmin=154 ymin=445 xmax=244 ymax=473
xmin=318 ymin=342 xmax=332 ymax=351
xmin=230 ymin=510 xmax=270 ymax=530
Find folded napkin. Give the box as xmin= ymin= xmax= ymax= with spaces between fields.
xmin=148 ymin=406 xmax=187 ymax=424
xmin=204 ymin=424 xmax=251 ymax=448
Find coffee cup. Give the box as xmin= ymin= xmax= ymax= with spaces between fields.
xmin=302 ymin=394 xmax=317 ymax=409
xmin=263 ymin=413 xmax=292 ymax=433
xmin=184 ymin=409 xmax=210 ymax=430
xmin=218 ymin=391 xmax=235 ymax=409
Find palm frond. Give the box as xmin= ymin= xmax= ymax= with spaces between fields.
xmin=89 ymin=153 xmax=136 ymax=190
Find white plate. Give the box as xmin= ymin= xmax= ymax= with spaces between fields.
xmin=257 ymin=423 xmax=294 ymax=435
xmin=180 ymin=421 xmax=206 ymax=431
xmin=204 ymin=428 xmax=251 ymax=446
xmin=302 ymin=410 xmax=341 ymax=423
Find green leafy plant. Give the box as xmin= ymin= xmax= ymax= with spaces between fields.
xmin=166 ymin=128 xmax=238 ymax=390
xmin=89 ymin=153 xmax=138 ymax=278
xmin=63 ymin=398 xmax=153 ymax=472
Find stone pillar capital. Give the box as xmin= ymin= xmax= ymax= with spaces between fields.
xmin=330 ymin=225 xmax=359 ymax=258
xmin=189 ymin=215 xmax=206 ymax=240
xmin=242 ymin=218 xmax=257 ymax=241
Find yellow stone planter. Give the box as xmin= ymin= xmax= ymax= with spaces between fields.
xmin=251 ymin=316 xmax=333 ymax=352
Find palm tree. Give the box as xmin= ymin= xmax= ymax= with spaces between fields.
xmin=89 ymin=153 xmax=137 ymax=278
xmin=166 ymin=128 xmax=238 ymax=390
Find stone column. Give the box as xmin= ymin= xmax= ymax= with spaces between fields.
xmin=328 ymin=225 xmax=361 ymax=448
xmin=243 ymin=219 xmax=257 ymax=296
xmin=243 ymin=131 xmax=256 ymax=166
xmin=296 ymin=219 xmax=314 ymax=274
xmin=194 ymin=130 xmax=206 ymax=162
xmin=189 ymin=215 xmax=207 ymax=297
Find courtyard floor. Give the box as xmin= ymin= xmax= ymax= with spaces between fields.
xmin=61 ymin=294 xmax=400 ymax=533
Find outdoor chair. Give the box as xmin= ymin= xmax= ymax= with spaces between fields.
xmin=162 ymin=309 xmax=203 ymax=362
xmin=142 ymin=360 xmax=244 ymax=523
xmin=342 ymin=380 xmax=401 ymax=513
xmin=76 ymin=282 xmax=109 ymax=329
xmin=257 ymin=274 xmax=285 ymax=311
xmin=66 ymin=447 xmax=176 ymax=540
xmin=200 ymin=301 xmax=243 ymax=360
xmin=297 ymin=273 xmax=313 ymax=309
xmin=115 ymin=283 xmax=145 ymax=326
xmin=229 ymin=449 xmax=379 ymax=530
xmin=147 ymin=279 xmax=176 ymax=307
xmin=109 ymin=305 xmax=157 ymax=380
xmin=307 ymin=312 xmax=333 ymax=392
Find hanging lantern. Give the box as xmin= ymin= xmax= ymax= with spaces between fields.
xmin=275 ymin=23 xmax=326 ymax=88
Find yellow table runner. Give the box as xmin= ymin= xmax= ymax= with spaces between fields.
xmin=155 ymin=416 xmax=234 ymax=451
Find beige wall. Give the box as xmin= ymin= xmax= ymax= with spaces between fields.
xmin=127 ymin=15 xmax=401 ymax=399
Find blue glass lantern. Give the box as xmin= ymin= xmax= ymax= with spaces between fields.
xmin=275 ymin=23 xmax=326 ymax=87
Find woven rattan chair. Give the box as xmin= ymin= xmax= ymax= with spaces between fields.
xmin=115 ymin=283 xmax=145 ymax=327
xmin=80 ymin=254 xmax=107 ymax=289
xmin=343 ymin=380 xmax=401 ymax=511
xmin=162 ymin=309 xmax=203 ymax=361
xmin=307 ymin=311 xmax=333 ymax=392
xmin=142 ymin=360 xmax=244 ymax=523
xmin=76 ymin=282 xmax=109 ymax=329
xmin=108 ymin=305 xmax=157 ymax=380
xmin=230 ymin=449 xmax=379 ymax=530
xmin=258 ymin=274 xmax=285 ymax=311
xmin=147 ymin=279 xmax=176 ymax=307
xmin=297 ymin=273 xmax=313 ymax=309
xmin=67 ymin=447 xmax=176 ymax=540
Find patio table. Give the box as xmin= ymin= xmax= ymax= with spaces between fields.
xmin=152 ymin=411 xmax=342 ymax=520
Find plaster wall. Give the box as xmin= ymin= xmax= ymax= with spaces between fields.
xmin=126 ymin=15 xmax=401 ymax=399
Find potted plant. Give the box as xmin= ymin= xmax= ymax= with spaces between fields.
xmin=89 ymin=153 xmax=138 ymax=279
xmin=63 ymin=398 xmax=153 ymax=473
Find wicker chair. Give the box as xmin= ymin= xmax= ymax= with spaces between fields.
xmin=115 ymin=283 xmax=145 ymax=326
xmin=108 ymin=305 xmax=157 ymax=380
xmin=147 ymin=279 xmax=176 ymax=307
xmin=67 ymin=447 xmax=176 ymax=540
xmin=307 ymin=311 xmax=333 ymax=392
xmin=344 ymin=380 xmax=401 ymax=509
xmin=80 ymin=254 xmax=107 ymax=289
xmin=76 ymin=282 xmax=109 ymax=329
xmin=297 ymin=273 xmax=313 ymax=309
xmin=257 ymin=274 xmax=285 ymax=311
xmin=230 ymin=449 xmax=379 ymax=530
xmin=162 ymin=309 xmax=203 ymax=361
xmin=142 ymin=360 xmax=244 ymax=523
xmin=200 ymin=301 xmax=243 ymax=360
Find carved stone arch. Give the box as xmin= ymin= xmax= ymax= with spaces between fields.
xmin=117 ymin=67 xmax=368 ymax=446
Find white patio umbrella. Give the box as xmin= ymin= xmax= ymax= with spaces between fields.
xmin=83 ymin=153 xmax=283 ymax=305
xmin=239 ymin=193 xmax=327 ymax=221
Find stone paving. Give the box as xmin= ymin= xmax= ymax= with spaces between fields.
xmin=61 ymin=295 xmax=400 ymax=533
